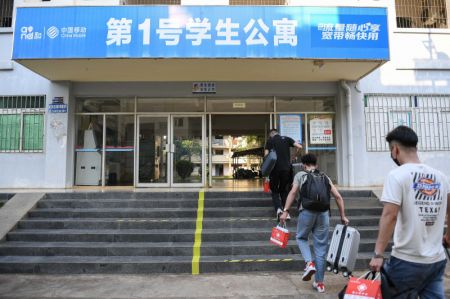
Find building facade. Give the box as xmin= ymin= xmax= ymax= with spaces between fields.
xmin=0 ymin=0 xmax=449 ymax=188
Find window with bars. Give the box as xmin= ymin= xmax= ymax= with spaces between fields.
xmin=395 ymin=0 xmax=448 ymax=29
xmin=364 ymin=95 xmax=450 ymax=152
xmin=0 ymin=96 xmax=46 ymax=153
xmin=121 ymin=0 xmax=181 ymax=4
xmin=0 ymin=0 xmax=13 ymax=28
xmin=230 ymin=0 xmax=287 ymax=5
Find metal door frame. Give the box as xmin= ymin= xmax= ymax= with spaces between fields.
xmin=135 ymin=114 xmax=171 ymax=187
xmin=170 ymin=114 xmax=206 ymax=188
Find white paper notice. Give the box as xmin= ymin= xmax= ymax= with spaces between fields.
xmin=310 ymin=116 xmax=333 ymax=145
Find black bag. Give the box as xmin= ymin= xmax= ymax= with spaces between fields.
xmin=299 ymin=170 xmax=331 ymax=212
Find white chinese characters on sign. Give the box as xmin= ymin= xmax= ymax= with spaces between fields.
xmin=244 ymin=19 xmax=269 ymax=46
xmin=156 ymin=18 xmax=183 ymax=46
xmin=273 ymin=18 xmax=298 ymax=46
xmin=106 ymin=17 xmax=133 ymax=46
xmin=318 ymin=22 xmax=380 ymax=41
xmin=105 ymin=17 xmax=299 ymax=47
xmin=216 ymin=18 xmax=240 ymax=45
xmin=186 ymin=18 xmax=212 ymax=46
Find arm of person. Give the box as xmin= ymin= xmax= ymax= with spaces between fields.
xmin=369 ymin=202 xmax=400 ymax=272
xmin=264 ymin=149 xmax=269 ymax=157
xmin=331 ymin=183 xmax=349 ymax=225
xmin=279 ymin=183 xmax=299 ymax=225
xmin=291 ymin=141 xmax=303 ymax=160
xmin=444 ymin=193 xmax=450 ymax=247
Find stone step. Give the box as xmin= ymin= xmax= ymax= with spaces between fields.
xmin=0 ymin=253 xmax=375 ymax=274
xmin=0 ymin=239 xmax=389 ymax=256
xmin=43 ymin=191 xmax=375 ymax=200
xmin=37 ymin=197 xmax=379 ymax=209
xmin=7 ymin=227 xmax=380 ymax=242
xmin=28 ymin=206 xmax=383 ymax=219
xmin=18 ymin=215 xmax=381 ymax=230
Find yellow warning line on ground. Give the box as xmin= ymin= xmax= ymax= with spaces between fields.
xmin=192 ymin=190 xmax=205 ymax=275
xmin=224 ymin=258 xmax=294 ymax=263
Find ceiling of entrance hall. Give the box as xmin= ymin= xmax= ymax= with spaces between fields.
xmin=17 ymin=59 xmax=384 ymax=82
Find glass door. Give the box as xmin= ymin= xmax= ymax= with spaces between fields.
xmin=171 ymin=115 xmax=205 ymax=187
xmin=136 ymin=116 xmax=169 ymax=187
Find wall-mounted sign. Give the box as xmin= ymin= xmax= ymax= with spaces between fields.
xmin=48 ymin=97 xmax=67 ymax=113
xmin=233 ymin=103 xmax=246 ymax=109
xmin=279 ymin=114 xmax=302 ymax=144
xmin=192 ymin=82 xmax=216 ymax=94
xmin=310 ymin=116 xmax=333 ymax=145
xmin=13 ymin=6 xmax=389 ymax=60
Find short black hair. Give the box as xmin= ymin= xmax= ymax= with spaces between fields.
xmin=301 ymin=153 xmax=317 ymax=166
xmin=385 ymin=126 xmax=418 ymax=148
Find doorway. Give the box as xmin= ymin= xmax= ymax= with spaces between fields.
xmin=136 ymin=115 xmax=205 ymax=187
xmin=208 ymin=114 xmax=271 ymax=188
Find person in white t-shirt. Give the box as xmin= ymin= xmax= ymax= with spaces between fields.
xmin=369 ymin=126 xmax=450 ymax=299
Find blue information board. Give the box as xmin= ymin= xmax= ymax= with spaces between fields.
xmin=13 ymin=6 xmax=389 ymax=60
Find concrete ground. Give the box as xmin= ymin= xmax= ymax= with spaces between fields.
xmin=0 ymin=269 xmax=449 ymax=299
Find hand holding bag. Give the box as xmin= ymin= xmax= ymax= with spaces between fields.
xmin=269 ymin=223 xmax=289 ymax=248
xmin=339 ymin=271 xmax=382 ymax=299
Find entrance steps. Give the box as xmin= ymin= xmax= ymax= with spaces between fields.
xmin=0 ymin=191 xmax=384 ymax=274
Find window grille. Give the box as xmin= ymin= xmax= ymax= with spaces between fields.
xmin=0 ymin=0 xmax=13 ymax=28
xmin=230 ymin=0 xmax=286 ymax=5
xmin=395 ymin=0 xmax=448 ymax=29
xmin=0 ymin=96 xmax=46 ymax=153
xmin=364 ymin=94 xmax=450 ymax=152
xmin=121 ymin=0 xmax=181 ymax=4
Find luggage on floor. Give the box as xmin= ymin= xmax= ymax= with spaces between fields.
xmin=261 ymin=150 xmax=277 ymax=176
xmin=326 ymin=224 xmax=360 ymax=277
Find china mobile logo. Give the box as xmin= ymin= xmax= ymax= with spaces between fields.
xmin=413 ymin=178 xmax=440 ymax=196
xmin=47 ymin=26 xmax=59 ymax=39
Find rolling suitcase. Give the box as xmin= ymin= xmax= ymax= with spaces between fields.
xmin=326 ymin=224 xmax=360 ymax=277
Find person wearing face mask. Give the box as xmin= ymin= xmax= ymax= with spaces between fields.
xmin=369 ymin=126 xmax=450 ymax=299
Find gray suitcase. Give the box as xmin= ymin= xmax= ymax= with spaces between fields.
xmin=326 ymin=224 xmax=360 ymax=277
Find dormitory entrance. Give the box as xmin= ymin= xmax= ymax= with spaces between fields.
xmin=74 ymin=97 xmax=337 ymax=188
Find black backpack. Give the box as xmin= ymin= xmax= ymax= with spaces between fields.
xmin=299 ymin=170 xmax=331 ymax=212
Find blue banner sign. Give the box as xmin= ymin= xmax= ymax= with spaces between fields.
xmin=13 ymin=6 xmax=389 ymax=60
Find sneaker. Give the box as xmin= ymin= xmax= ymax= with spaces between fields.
xmin=276 ymin=208 xmax=283 ymax=221
xmin=302 ymin=261 xmax=316 ymax=281
xmin=313 ymin=282 xmax=325 ymax=293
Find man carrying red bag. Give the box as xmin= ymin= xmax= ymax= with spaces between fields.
xmin=369 ymin=126 xmax=450 ymax=299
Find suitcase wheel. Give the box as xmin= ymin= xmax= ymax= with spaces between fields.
xmin=333 ymin=268 xmax=339 ymax=274
xmin=326 ymin=265 xmax=332 ymax=272
xmin=342 ymin=271 xmax=350 ymax=277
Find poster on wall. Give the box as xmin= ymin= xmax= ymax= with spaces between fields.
xmin=279 ymin=114 xmax=302 ymax=144
xmin=310 ymin=116 xmax=333 ymax=145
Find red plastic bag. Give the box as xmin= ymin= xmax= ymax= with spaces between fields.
xmin=342 ymin=272 xmax=382 ymax=299
xmin=263 ymin=178 xmax=270 ymax=193
xmin=270 ymin=225 xmax=289 ymax=248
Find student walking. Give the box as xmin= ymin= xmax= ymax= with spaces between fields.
xmin=369 ymin=125 xmax=450 ymax=299
xmin=264 ymin=129 xmax=302 ymax=219
xmin=280 ymin=153 xmax=349 ymax=293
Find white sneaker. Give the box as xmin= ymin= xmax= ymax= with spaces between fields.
xmin=276 ymin=208 xmax=283 ymax=221
xmin=313 ymin=281 xmax=325 ymax=293
xmin=302 ymin=261 xmax=316 ymax=281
